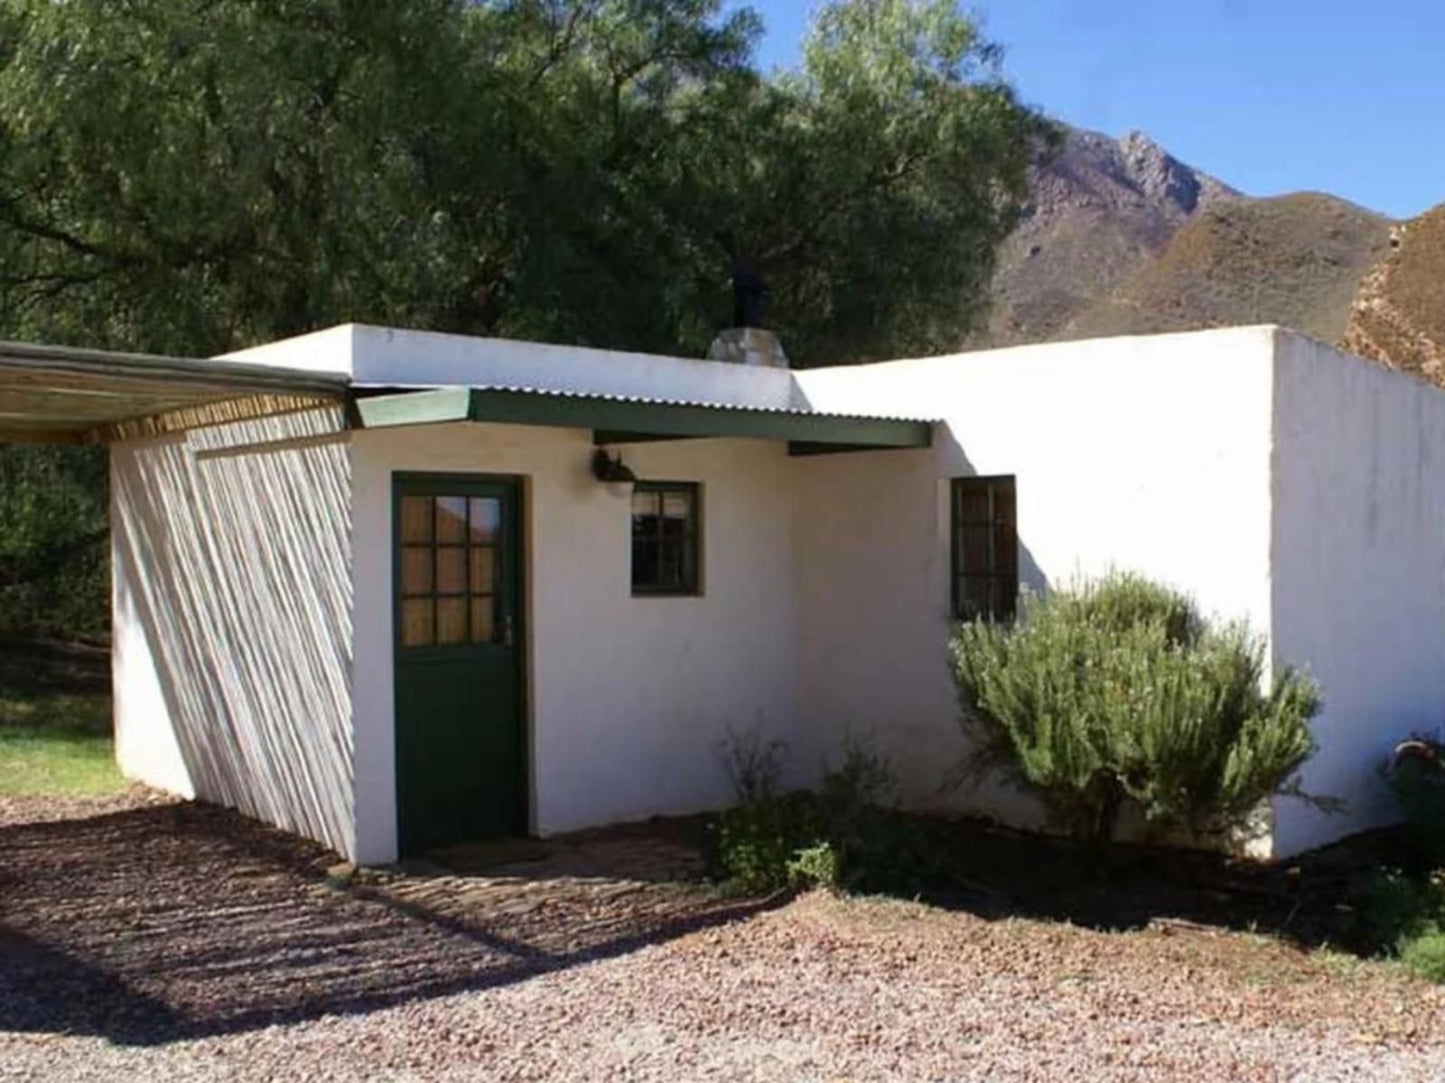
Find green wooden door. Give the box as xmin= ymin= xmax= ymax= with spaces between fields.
xmin=393 ymin=474 xmax=525 ymax=855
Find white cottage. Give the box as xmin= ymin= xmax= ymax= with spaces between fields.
xmin=4 ymin=323 xmax=1440 ymax=863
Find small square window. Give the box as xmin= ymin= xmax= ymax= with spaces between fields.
xmin=951 ymin=476 xmax=1017 ymax=621
xmin=396 ymin=491 xmax=506 ymax=648
xmin=632 ymin=482 xmax=700 ymax=595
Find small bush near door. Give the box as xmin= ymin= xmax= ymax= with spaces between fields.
xmin=949 ymin=571 xmax=1328 ymax=849
xmin=712 ymin=730 xmax=935 ymax=894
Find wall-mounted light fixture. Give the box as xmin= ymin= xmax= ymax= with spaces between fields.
xmin=591 ymin=448 xmax=637 ymax=485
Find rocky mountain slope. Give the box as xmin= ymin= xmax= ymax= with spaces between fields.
xmin=1067 ymin=192 xmax=1392 ymax=343
xmin=974 ymin=128 xmax=1238 ymax=346
xmin=977 ymin=126 xmax=1396 ymax=349
xmin=1343 ymin=203 xmax=1445 ymax=386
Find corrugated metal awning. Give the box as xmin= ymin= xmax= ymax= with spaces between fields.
xmin=351 ymin=384 xmax=935 ymax=454
xmin=0 ymin=340 xmax=349 ymax=444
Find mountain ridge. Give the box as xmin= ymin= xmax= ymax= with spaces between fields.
xmin=976 ymin=124 xmax=1397 ymax=351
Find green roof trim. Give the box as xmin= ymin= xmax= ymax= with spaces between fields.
xmin=352 ymin=387 xmax=933 ymax=451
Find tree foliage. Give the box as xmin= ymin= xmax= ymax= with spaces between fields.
xmin=0 ymin=0 xmax=1046 ymax=640
xmin=950 ymin=572 xmax=1324 ymax=848
xmin=0 ymin=445 xmax=109 ymax=639
xmin=0 ymin=0 xmax=1045 ymax=363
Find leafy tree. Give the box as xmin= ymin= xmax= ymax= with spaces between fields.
xmin=0 ymin=0 xmax=506 ymax=354
xmin=0 ymin=446 xmax=109 ymax=639
xmin=729 ymin=0 xmax=1047 ymax=363
xmin=0 ymin=0 xmax=1046 ymax=640
xmin=0 ymin=0 xmax=1045 ymax=363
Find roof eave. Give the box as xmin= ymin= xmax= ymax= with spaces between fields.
xmin=351 ymin=387 xmax=933 ymax=452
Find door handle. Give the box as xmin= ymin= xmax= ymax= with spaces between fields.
xmin=502 ymin=613 xmax=514 ymax=647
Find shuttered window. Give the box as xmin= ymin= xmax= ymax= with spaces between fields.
xmin=951 ymin=476 xmax=1017 ymax=621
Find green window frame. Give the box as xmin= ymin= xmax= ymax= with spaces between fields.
xmin=631 ymin=482 xmax=701 ymax=596
xmin=951 ymin=475 xmax=1018 ymax=621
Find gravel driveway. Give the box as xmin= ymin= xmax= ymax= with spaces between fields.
xmin=2 ymin=791 xmax=1444 ymax=1082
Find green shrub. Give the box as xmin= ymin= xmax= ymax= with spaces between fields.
xmin=1356 ymin=867 xmax=1445 ymax=983
xmin=787 ymin=840 xmax=842 ymax=890
xmin=720 ymin=726 xmax=788 ymax=806
xmin=713 ymin=729 xmax=922 ymax=894
xmin=714 ymin=730 xmax=814 ymax=892
xmin=714 ymin=790 xmax=825 ymax=893
xmin=950 ymin=571 xmax=1325 ymax=846
xmin=1399 ymin=928 xmax=1445 ymax=983
xmin=1359 ymin=867 xmax=1443 ymax=950
xmin=1384 ymin=737 xmax=1445 ymax=860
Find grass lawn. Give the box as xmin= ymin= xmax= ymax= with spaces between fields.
xmin=0 ymin=641 xmax=123 ymax=796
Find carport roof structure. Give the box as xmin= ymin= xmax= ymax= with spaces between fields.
xmin=0 ymin=339 xmax=350 ymax=444
xmin=0 ymin=336 xmax=934 ymax=452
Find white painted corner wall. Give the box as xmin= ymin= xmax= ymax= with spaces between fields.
xmin=792 ymin=328 xmax=1280 ymax=828
xmin=1268 ymin=330 xmax=1445 ymax=857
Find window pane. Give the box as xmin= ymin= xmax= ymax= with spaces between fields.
xmin=401 ymin=496 xmax=432 ymax=544
xmin=957 ymin=525 xmax=991 ymax=574
xmin=956 ymin=483 xmax=990 ymax=524
xmin=469 ymin=498 xmax=500 ymax=543
xmin=470 ymin=598 xmax=496 ymax=643
xmin=401 ymin=599 xmax=434 ymax=647
xmin=662 ymin=491 xmax=691 ymax=520
xmin=994 ymin=524 xmax=1018 ymax=574
xmin=632 ymin=489 xmax=661 ymax=522
xmin=958 ymin=577 xmax=993 ymax=620
xmin=660 ymin=514 xmax=686 ymax=547
xmin=994 ymin=577 xmax=1017 ymax=619
xmin=437 ymin=598 xmax=467 ymax=644
xmin=401 ymin=547 xmax=433 ymax=596
xmin=993 ymin=482 xmax=1016 ymax=525
xmin=632 ymin=538 xmax=659 ymax=589
xmin=658 ymin=539 xmax=682 ymax=587
xmin=436 ymin=547 xmax=466 ymax=595
xmin=436 ymin=496 xmax=467 ymax=543
xmin=469 ymin=546 xmax=496 ymax=594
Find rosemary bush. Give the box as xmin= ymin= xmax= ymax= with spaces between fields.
xmin=950 ymin=572 xmax=1325 ymax=847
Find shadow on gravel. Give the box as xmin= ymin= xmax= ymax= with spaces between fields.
xmin=0 ymin=800 xmax=777 ymax=1046
xmin=853 ymin=811 xmax=1397 ymax=955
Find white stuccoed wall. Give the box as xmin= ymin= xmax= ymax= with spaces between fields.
xmin=791 ymin=328 xmax=1280 ymax=830
xmin=349 ymin=423 xmax=801 ymax=863
xmin=1269 ymin=330 xmax=1445 ymax=856
xmin=111 ymin=407 xmax=355 ymax=857
xmin=116 ymin=322 xmax=1445 ymax=863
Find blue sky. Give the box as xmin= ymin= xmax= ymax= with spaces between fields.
xmin=742 ymin=0 xmax=1445 ymax=220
